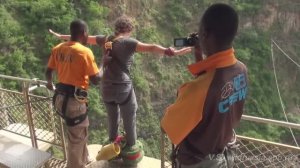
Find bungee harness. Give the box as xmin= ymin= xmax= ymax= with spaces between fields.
xmin=53 ymin=83 xmax=88 ymax=126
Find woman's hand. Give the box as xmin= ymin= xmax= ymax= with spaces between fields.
xmin=165 ymin=47 xmax=192 ymax=57
xmin=174 ymin=47 xmax=192 ymax=56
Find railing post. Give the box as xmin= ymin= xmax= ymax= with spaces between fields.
xmin=22 ymin=82 xmax=38 ymax=148
xmin=161 ymin=131 xmax=165 ymax=168
xmin=47 ymin=90 xmax=57 ymax=142
xmin=48 ymin=89 xmax=67 ymax=160
xmin=0 ymin=83 xmax=9 ymax=128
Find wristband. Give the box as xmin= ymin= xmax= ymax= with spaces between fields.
xmin=164 ymin=48 xmax=175 ymax=57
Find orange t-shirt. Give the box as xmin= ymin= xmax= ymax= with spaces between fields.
xmin=47 ymin=41 xmax=99 ymax=89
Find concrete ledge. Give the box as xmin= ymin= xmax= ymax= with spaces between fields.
xmin=87 ymin=144 xmax=163 ymax=168
xmin=0 ymin=123 xmax=54 ymax=151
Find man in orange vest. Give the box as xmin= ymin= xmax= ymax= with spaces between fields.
xmin=45 ymin=19 xmax=101 ymax=168
xmin=161 ymin=3 xmax=248 ymax=168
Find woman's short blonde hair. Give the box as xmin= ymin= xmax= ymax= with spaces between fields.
xmin=114 ymin=15 xmax=134 ymax=35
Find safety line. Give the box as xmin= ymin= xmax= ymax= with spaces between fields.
xmin=272 ymin=40 xmax=300 ymax=68
xmin=270 ymin=41 xmax=299 ymax=147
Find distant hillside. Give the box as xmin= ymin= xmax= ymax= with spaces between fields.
xmin=0 ymin=0 xmax=299 ymax=158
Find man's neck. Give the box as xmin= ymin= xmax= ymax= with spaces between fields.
xmin=70 ymin=37 xmax=81 ymax=43
xmin=206 ymin=45 xmax=232 ymax=57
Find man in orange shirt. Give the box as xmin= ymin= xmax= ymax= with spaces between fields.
xmin=45 ymin=19 xmax=101 ymax=168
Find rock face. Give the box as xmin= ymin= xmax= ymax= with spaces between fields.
xmin=86 ymin=144 xmax=163 ymax=168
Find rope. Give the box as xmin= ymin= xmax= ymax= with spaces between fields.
xmin=270 ymin=41 xmax=299 ymax=147
xmin=0 ymin=97 xmax=52 ymax=110
xmin=272 ymin=40 xmax=300 ymax=68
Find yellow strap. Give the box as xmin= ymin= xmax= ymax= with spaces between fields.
xmin=104 ymin=41 xmax=113 ymax=50
xmin=104 ymin=35 xmax=124 ymax=50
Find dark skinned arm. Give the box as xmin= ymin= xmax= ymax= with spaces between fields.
xmin=89 ymin=72 xmax=102 ymax=85
xmin=45 ymin=67 xmax=54 ymax=90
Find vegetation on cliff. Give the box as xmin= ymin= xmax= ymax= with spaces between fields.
xmin=0 ymin=0 xmax=299 ymax=158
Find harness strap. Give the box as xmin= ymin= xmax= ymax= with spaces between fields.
xmin=104 ymin=86 xmax=133 ymax=105
xmin=61 ymin=94 xmax=69 ymax=118
xmin=119 ymin=87 xmax=133 ymax=105
xmin=102 ymin=35 xmax=130 ymax=75
xmin=52 ymin=92 xmax=58 ymax=107
xmin=64 ymin=112 xmax=88 ymax=126
xmin=53 ymin=83 xmax=88 ymax=127
xmin=171 ymin=144 xmax=179 ymax=168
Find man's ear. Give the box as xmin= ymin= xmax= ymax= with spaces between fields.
xmin=194 ymin=47 xmax=203 ymax=62
xmin=201 ymin=29 xmax=209 ymax=39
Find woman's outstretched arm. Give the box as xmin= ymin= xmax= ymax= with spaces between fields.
xmin=136 ymin=41 xmax=192 ymax=56
xmin=48 ymin=29 xmax=98 ymax=45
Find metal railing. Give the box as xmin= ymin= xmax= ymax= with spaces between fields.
xmin=0 ymin=74 xmax=47 ymax=85
xmin=0 ymin=74 xmax=67 ymax=161
xmin=1 ymin=74 xmax=300 ymax=168
xmin=161 ymin=115 xmax=300 ymax=168
xmin=242 ymin=115 xmax=300 ymax=130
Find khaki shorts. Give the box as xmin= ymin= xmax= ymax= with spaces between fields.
xmin=54 ymin=94 xmax=89 ymax=168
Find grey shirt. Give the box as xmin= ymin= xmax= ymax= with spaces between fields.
xmin=96 ymin=35 xmax=138 ymax=84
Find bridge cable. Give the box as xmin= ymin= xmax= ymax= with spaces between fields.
xmin=270 ymin=40 xmax=299 ymax=147
xmin=272 ymin=40 xmax=300 ymax=68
